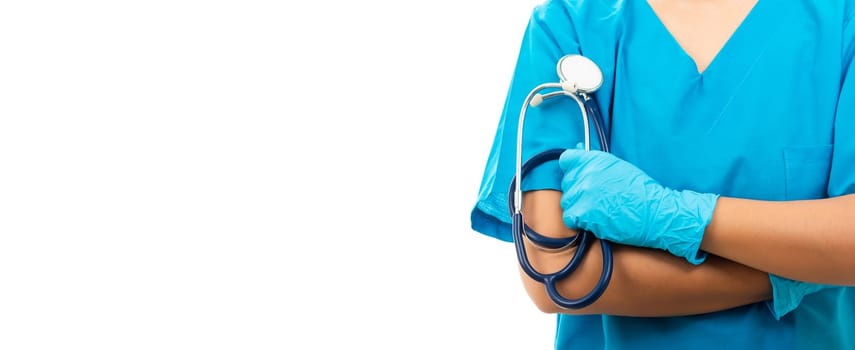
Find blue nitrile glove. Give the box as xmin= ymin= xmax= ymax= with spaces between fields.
xmin=558 ymin=148 xmax=720 ymax=265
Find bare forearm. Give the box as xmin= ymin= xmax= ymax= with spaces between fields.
xmin=521 ymin=190 xmax=771 ymax=316
xmin=702 ymin=194 xmax=855 ymax=285
xmin=522 ymin=240 xmax=771 ymax=316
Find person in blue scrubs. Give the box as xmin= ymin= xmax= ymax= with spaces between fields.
xmin=471 ymin=0 xmax=855 ymax=349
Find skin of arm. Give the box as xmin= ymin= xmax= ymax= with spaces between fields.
xmin=520 ymin=190 xmax=772 ymax=316
xmin=702 ymin=194 xmax=855 ymax=285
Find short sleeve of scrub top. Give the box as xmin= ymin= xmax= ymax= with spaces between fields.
xmin=470 ymin=0 xmax=591 ymax=243
xmin=469 ymin=1 xmax=855 ymax=349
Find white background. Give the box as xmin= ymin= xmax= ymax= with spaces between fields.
xmin=0 ymin=0 xmax=555 ymax=349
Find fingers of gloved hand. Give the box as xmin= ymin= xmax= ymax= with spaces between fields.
xmin=557 ymin=148 xmax=587 ymax=173
xmin=561 ymin=189 xmax=651 ymax=247
xmin=558 ymin=151 xmax=615 ymax=232
xmin=557 ymin=149 xmax=659 ymax=245
xmin=558 ymin=148 xmax=609 ymax=174
xmin=558 ymin=148 xmax=620 ymax=174
xmin=559 ymin=193 xmax=605 ymax=233
xmin=558 ymin=150 xmax=621 ymax=195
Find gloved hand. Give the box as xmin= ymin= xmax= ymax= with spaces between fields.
xmin=558 ymin=148 xmax=720 ymax=265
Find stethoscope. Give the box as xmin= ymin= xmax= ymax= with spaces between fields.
xmin=507 ymin=54 xmax=614 ymax=309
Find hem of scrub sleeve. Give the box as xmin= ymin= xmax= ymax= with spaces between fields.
xmin=766 ymin=274 xmax=797 ymax=320
xmin=472 ymin=199 xmax=513 ymax=243
xmin=469 ymin=191 xmax=513 ymax=242
xmin=764 ymin=274 xmax=832 ymax=320
xmin=520 ymin=159 xmax=563 ymax=193
xmin=471 ymin=160 xmax=565 ymax=243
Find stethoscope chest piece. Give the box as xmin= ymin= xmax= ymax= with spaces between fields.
xmin=558 ymin=54 xmax=603 ymax=93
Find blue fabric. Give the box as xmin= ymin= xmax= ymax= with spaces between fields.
xmin=558 ymin=148 xmax=719 ymax=265
xmin=470 ymin=0 xmax=855 ymax=348
xmin=767 ymin=274 xmax=833 ymax=319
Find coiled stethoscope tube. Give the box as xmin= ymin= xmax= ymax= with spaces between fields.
xmin=508 ymin=54 xmax=614 ymax=309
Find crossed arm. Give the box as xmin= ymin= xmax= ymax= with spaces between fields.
xmin=520 ymin=190 xmax=855 ymax=316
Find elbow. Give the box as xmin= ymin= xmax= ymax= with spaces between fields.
xmin=527 ymin=284 xmax=603 ymax=315
xmin=531 ymin=292 xmax=561 ymax=314
xmin=522 ymin=275 xmax=589 ymax=314
xmin=521 ymin=272 xmax=562 ymax=314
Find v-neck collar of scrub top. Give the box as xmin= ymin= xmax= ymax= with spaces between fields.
xmin=637 ymin=0 xmax=785 ymax=81
xmin=618 ymin=0 xmax=791 ymax=135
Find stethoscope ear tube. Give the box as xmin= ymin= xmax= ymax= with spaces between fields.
xmin=586 ymin=100 xmax=610 ymax=152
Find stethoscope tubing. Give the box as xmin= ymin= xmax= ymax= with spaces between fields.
xmin=508 ymin=145 xmax=613 ymax=309
xmin=510 ymin=67 xmax=614 ymax=309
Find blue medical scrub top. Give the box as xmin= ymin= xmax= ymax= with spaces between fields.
xmin=470 ymin=1 xmax=855 ymax=349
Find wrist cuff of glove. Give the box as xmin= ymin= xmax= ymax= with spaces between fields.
xmin=674 ymin=191 xmax=720 ymax=265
